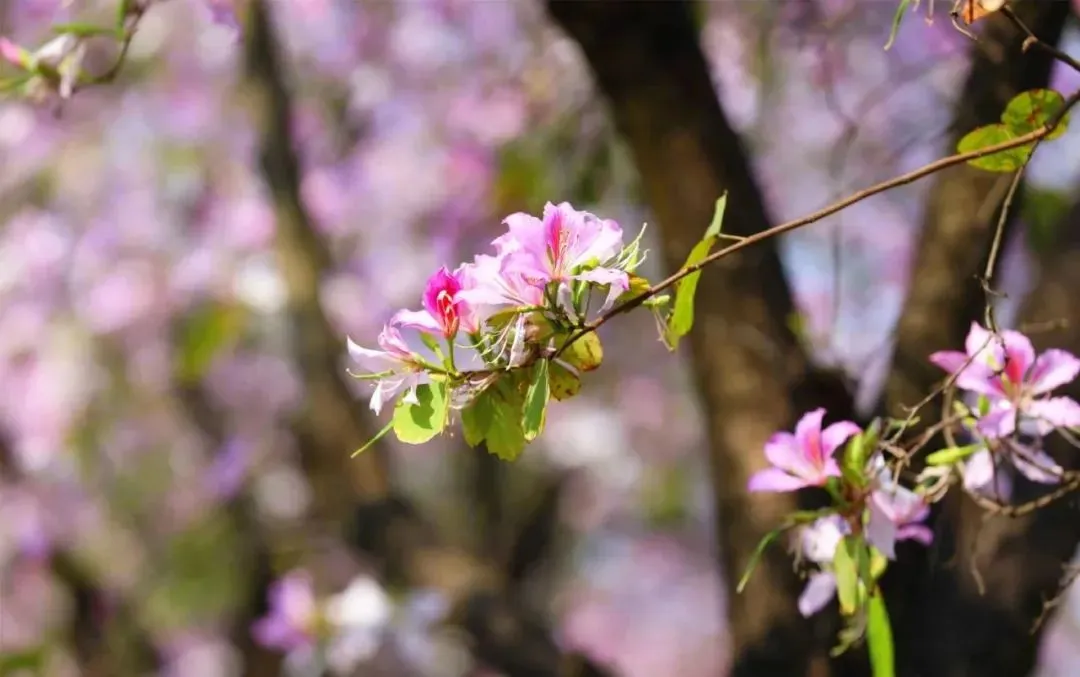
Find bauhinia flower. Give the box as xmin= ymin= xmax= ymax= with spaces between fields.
xmin=865 ymin=469 xmax=933 ymax=560
xmin=392 ymin=266 xmax=478 ymax=338
xmin=796 ymin=515 xmax=849 ymax=617
xmin=347 ymin=323 xmax=428 ymax=415
xmin=961 ymin=436 xmax=1061 ymax=497
xmin=747 ymin=408 xmax=861 ymax=493
xmin=252 ymin=571 xmax=320 ymax=652
xmin=930 ymin=322 xmax=1080 ymax=438
xmin=454 ymin=253 xmax=545 ymax=312
xmin=495 ymin=201 xmax=631 ymax=301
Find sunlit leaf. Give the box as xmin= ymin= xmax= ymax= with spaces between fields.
xmin=392 ymin=381 xmax=449 ymax=445
xmin=484 ymin=374 xmax=528 ymax=461
xmin=461 ymin=392 xmax=494 ymax=447
xmin=1002 ymin=88 xmax=1069 ymax=140
xmin=957 ymin=124 xmax=1029 ymax=172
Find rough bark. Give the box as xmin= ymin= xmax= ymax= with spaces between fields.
xmin=546 ymin=2 xmax=857 ymax=675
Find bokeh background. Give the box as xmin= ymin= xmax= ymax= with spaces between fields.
xmin=3 ymin=1 xmax=1080 ymax=676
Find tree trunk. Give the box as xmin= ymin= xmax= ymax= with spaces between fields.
xmin=547 ymin=2 xmax=858 ymax=675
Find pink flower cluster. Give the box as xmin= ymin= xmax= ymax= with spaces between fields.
xmin=930 ymin=322 xmax=1080 ymax=495
xmin=347 ymin=202 xmax=644 ymax=414
xmin=746 ymin=323 xmax=1080 ymax=618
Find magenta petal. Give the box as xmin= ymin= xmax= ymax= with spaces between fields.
xmin=798 ymin=572 xmax=837 ymax=617
xmin=1000 ymin=330 xmax=1036 ymax=382
xmin=964 ymin=322 xmax=996 ymax=361
xmin=866 ymin=502 xmax=899 ymax=560
xmin=747 ymin=468 xmax=810 ymax=493
xmin=975 ymin=406 xmax=1016 ymax=438
xmin=794 ymin=408 xmax=827 ymax=463
xmin=1028 ymin=349 xmax=1080 ymax=395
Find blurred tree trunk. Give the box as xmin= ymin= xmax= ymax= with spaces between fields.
xmin=548 ymin=1 xmax=1077 ymax=676
xmin=548 ymin=2 xmax=857 ymax=675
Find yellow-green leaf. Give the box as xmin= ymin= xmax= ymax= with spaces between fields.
xmin=666 ymin=194 xmax=727 ymax=348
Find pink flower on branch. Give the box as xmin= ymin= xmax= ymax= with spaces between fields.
xmin=392 ymin=265 xmax=478 ymax=339
xmin=347 ymin=322 xmax=429 ymax=415
xmin=929 ymin=322 xmax=1080 ymax=438
xmin=747 ymin=408 xmax=860 ymax=493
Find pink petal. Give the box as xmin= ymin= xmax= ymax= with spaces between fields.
xmin=821 ymin=421 xmax=861 ymax=457
xmin=1011 ymin=445 xmax=1062 ymax=485
xmin=1027 ymin=349 xmax=1080 ymax=395
xmin=866 ymin=501 xmax=899 ymax=560
xmin=747 ymin=468 xmax=810 ymax=493
xmin=794 ymin=408 xmax=827 ymax=466
xmin=962 ymin=449 xmax=1009 ymax=497
xmin=896 ymin=524 xmax=934 ymax=546
xmin=1026 ymin=397 xmax=1080 ymax=431
xmin=964 ymin=322 xmax=997 ymax=361
xmin=798 ymin=572 xmax=837 ymax=617
xmin=975 ymin=405 xmax=1016 ymax=438
xmin=347 ymin=337 xmax=397 ymax=374
xmin=762 ymin=432 xmax=806 ymax=473
xmin=929 ymin=350 xmax=970 ymax=375
xmin=390 ymin=308 xmax=443 ymax=335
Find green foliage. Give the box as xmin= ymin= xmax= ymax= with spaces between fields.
xmin=523 ymin=359 xmax=550 ymax=441
xmin=867 ymin=591 xmax=897 ymax=677
xmin=175 ymin=302 xmax=246 ymax=384
xmin=392 ymin=381 xmax=449 ymax=445
xmin=925 ymin=443 xmax=981 ymax=466
xmin=461 ymin=373 xmax=528 ymax=461
xmin=958 ymin=89 xmax=1069 ymax=172
xmin=665 ymin=194 xmax=727 ymax=349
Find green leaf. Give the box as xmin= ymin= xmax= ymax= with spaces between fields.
xmin=957 ymin=124 xmax=1030 ymax=172
xmin=614 ymin=273 xmax=653 ymax=306
xmin=1002 ymin=88 xmax=1068 ymax=140
xmin=870 ymin=547 xmax=889 ymax=581
xmin=866 ymin=591 xmax=897 ymax=677
xmin=549 ymin=361 xmax=582 ymax=401
xmin=833 ymin=536 xmax=861 ymax=616
xmin=561 ymin=331 xmax=604 ymax=372
xmin=884 ymin=0 xmax=913 ymax=51
xmin=484 ymin=375 xmax=528 ymax=461
xmin=522 ymin=359 xmax=550 ymax=441
xmin=925 ymin=443 xmax=981 ymax=466
xmin=392 ymin=382 xmax=449 ymax=445
xmin=666 ymin=194 xmax=728 ymax=348
xmin=175 ymin=302 xmax=246 ymax=383
xmin=461 ymin=393 xmax=494 ymax=447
